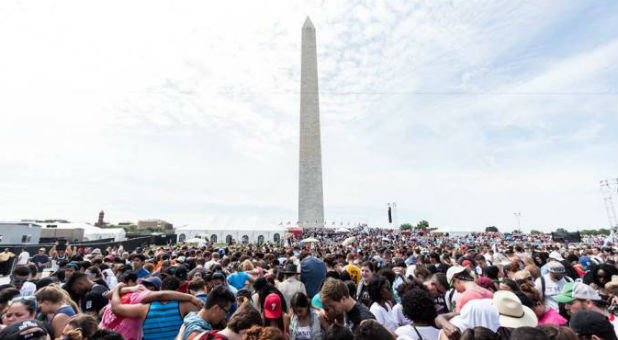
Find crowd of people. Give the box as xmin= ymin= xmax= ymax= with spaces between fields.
xmin=0 ymin=228 xmax=617 ymax=340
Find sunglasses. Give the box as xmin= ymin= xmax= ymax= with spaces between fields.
xmin=11 ymin=278 xmax=27 ymax=284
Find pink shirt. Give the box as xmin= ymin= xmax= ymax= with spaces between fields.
xmin=100 ymin=287 xmax=151 ymax=340
xmin=538 ymin=308 xmax=567 ymax=326
xmin=456 ymin=287 xmax=494 ymax=312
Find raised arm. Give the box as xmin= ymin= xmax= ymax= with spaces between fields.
xmin=65 ymin=242 xmax=73 ymax=257
xmin=49 ymin=242 xmax=57 ymax=257
xmin=111 ymin=284 xmax=148 ymax=318
xmin=141 ymin=290 xmax=204 ymax=308
xmin=103 ymin=284 xmax=143 ymax=300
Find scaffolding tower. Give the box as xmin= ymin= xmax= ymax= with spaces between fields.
xmin=600 ymin=178 xmax=618 ymax=232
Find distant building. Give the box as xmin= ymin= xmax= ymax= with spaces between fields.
xmin=137 ymin=219 xmax=173 ymax=230
xmin=95 ymin=210 xmax=106 ymax=227
xmin=40 ymin=222 xmax=125 ymax=241
xmin=0 ymin=223 xmax=41 ymax=244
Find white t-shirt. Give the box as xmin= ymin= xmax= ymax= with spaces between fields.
xmin=396 ymin=324 xmax=441 ymax=340
xmin=17 ymin=252 xmax=30 ymax=265
xmin=392 ymin=303 xmax=411 ymax=327
xmin=535 ymin=274 xmax=568 ymax=311
xmin=370 ymin=302 xmax=398 ymax=331
xmin=20 ymin=282 xmax=36 ymax=297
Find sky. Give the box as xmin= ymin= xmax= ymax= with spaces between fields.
xmin=0 ymin=1 xmax=616 ymax=232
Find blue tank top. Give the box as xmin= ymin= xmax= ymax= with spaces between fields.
xmin=142 ymin=301 xmax=182 ymax=340
xmin=48 ymin=305 xmax=76 ymax=338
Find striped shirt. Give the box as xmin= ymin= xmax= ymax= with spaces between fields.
xmin=142 ymin=301 xmax=183 ymax=340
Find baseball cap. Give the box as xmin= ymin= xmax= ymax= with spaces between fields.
xmin=264 ymin=293 xmax=282 ymax=319
xmin=0 ymin=320 xmax=49 ymax=340
xmin=572 ymin=283 xmax=602 ymax=301
xmin=578 ymin=256 xmax=592 ymax=270
xmin=554 ymin=282 xmax=576 ymax=303
xmin=66 ymin=262 xmax=80 ymax=270
xmin=446 ymin=266 xmax=467 ymax=285
xmin=142 ymin=277 xmax=162 ymax=291
xmin=549 ymin=251 xmax=564 ymax=261
xmin=547 ymin=262 xmax=565 ymax=274
xmin=570 ymin=310 xmax=618 ymax=340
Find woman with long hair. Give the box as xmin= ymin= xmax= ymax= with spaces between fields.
xmin=367 ymin=275 xmax=397 ymax=331
xmin=288 ymin=292 xmax=321 ymax=340
xmin=35 ymin=284 xmax=78 ymax=339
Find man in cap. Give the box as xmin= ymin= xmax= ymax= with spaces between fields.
xmin=540 ymin=250 xmax=565 ymax=275
xmin=446 ymin=265 xmax=493 ymax=312
xmin=535 ymin=261 xmax=571 ymax=311
xmin=30 ymin=248 xmax=49 ymax=270
xmin=0 ymin=320 xmax=50 ymax=340
xmin=276 ymin=262 xmax=306 ymax=308
xmin=556 ymin=282 xmax=618 ymax=335
xmin=570 ymin=310 xmax=618 ymax=340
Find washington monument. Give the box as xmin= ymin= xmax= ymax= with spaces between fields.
xmin=298 ymin=17 xmax=324 ymax=229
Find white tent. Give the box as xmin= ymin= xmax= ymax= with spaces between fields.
xmin=185 ymin=237 xmax=207 ymax=246
xmin=175 ymin=216 xmax=287 ymax=244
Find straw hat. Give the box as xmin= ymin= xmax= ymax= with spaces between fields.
xmin=492 ymin=290 xmax=538 ymax=328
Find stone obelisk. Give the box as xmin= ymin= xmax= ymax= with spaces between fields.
xmin=298 ymin=17 xmax=324 ymax=229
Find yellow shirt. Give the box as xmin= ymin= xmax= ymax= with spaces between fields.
xmin=0 ymin=252 xmax=15 ymax=262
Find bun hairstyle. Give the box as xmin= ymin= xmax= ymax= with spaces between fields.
xmin=65 ymin=314 xmax=98 ymax=340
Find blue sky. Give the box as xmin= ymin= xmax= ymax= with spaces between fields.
xmin=0 ymin=0 xmax=616 ymax=231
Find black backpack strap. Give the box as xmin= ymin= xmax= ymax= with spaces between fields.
xmin=448 ymin=289 xmax=456 ymax=312
xmin=541 ymin=275 xmax=546 ymax=302
xmin=412 ymin=325 xmax=424 ymax=340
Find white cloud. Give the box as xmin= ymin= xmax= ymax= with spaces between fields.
xmin=0 ymin=0 xmax=615 ymax=231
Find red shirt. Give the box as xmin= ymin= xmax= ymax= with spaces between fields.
xmin=178 ymin=281 xmax=189 ymax=293
xmin=198 ymin=331 xmax=229 ymax=340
